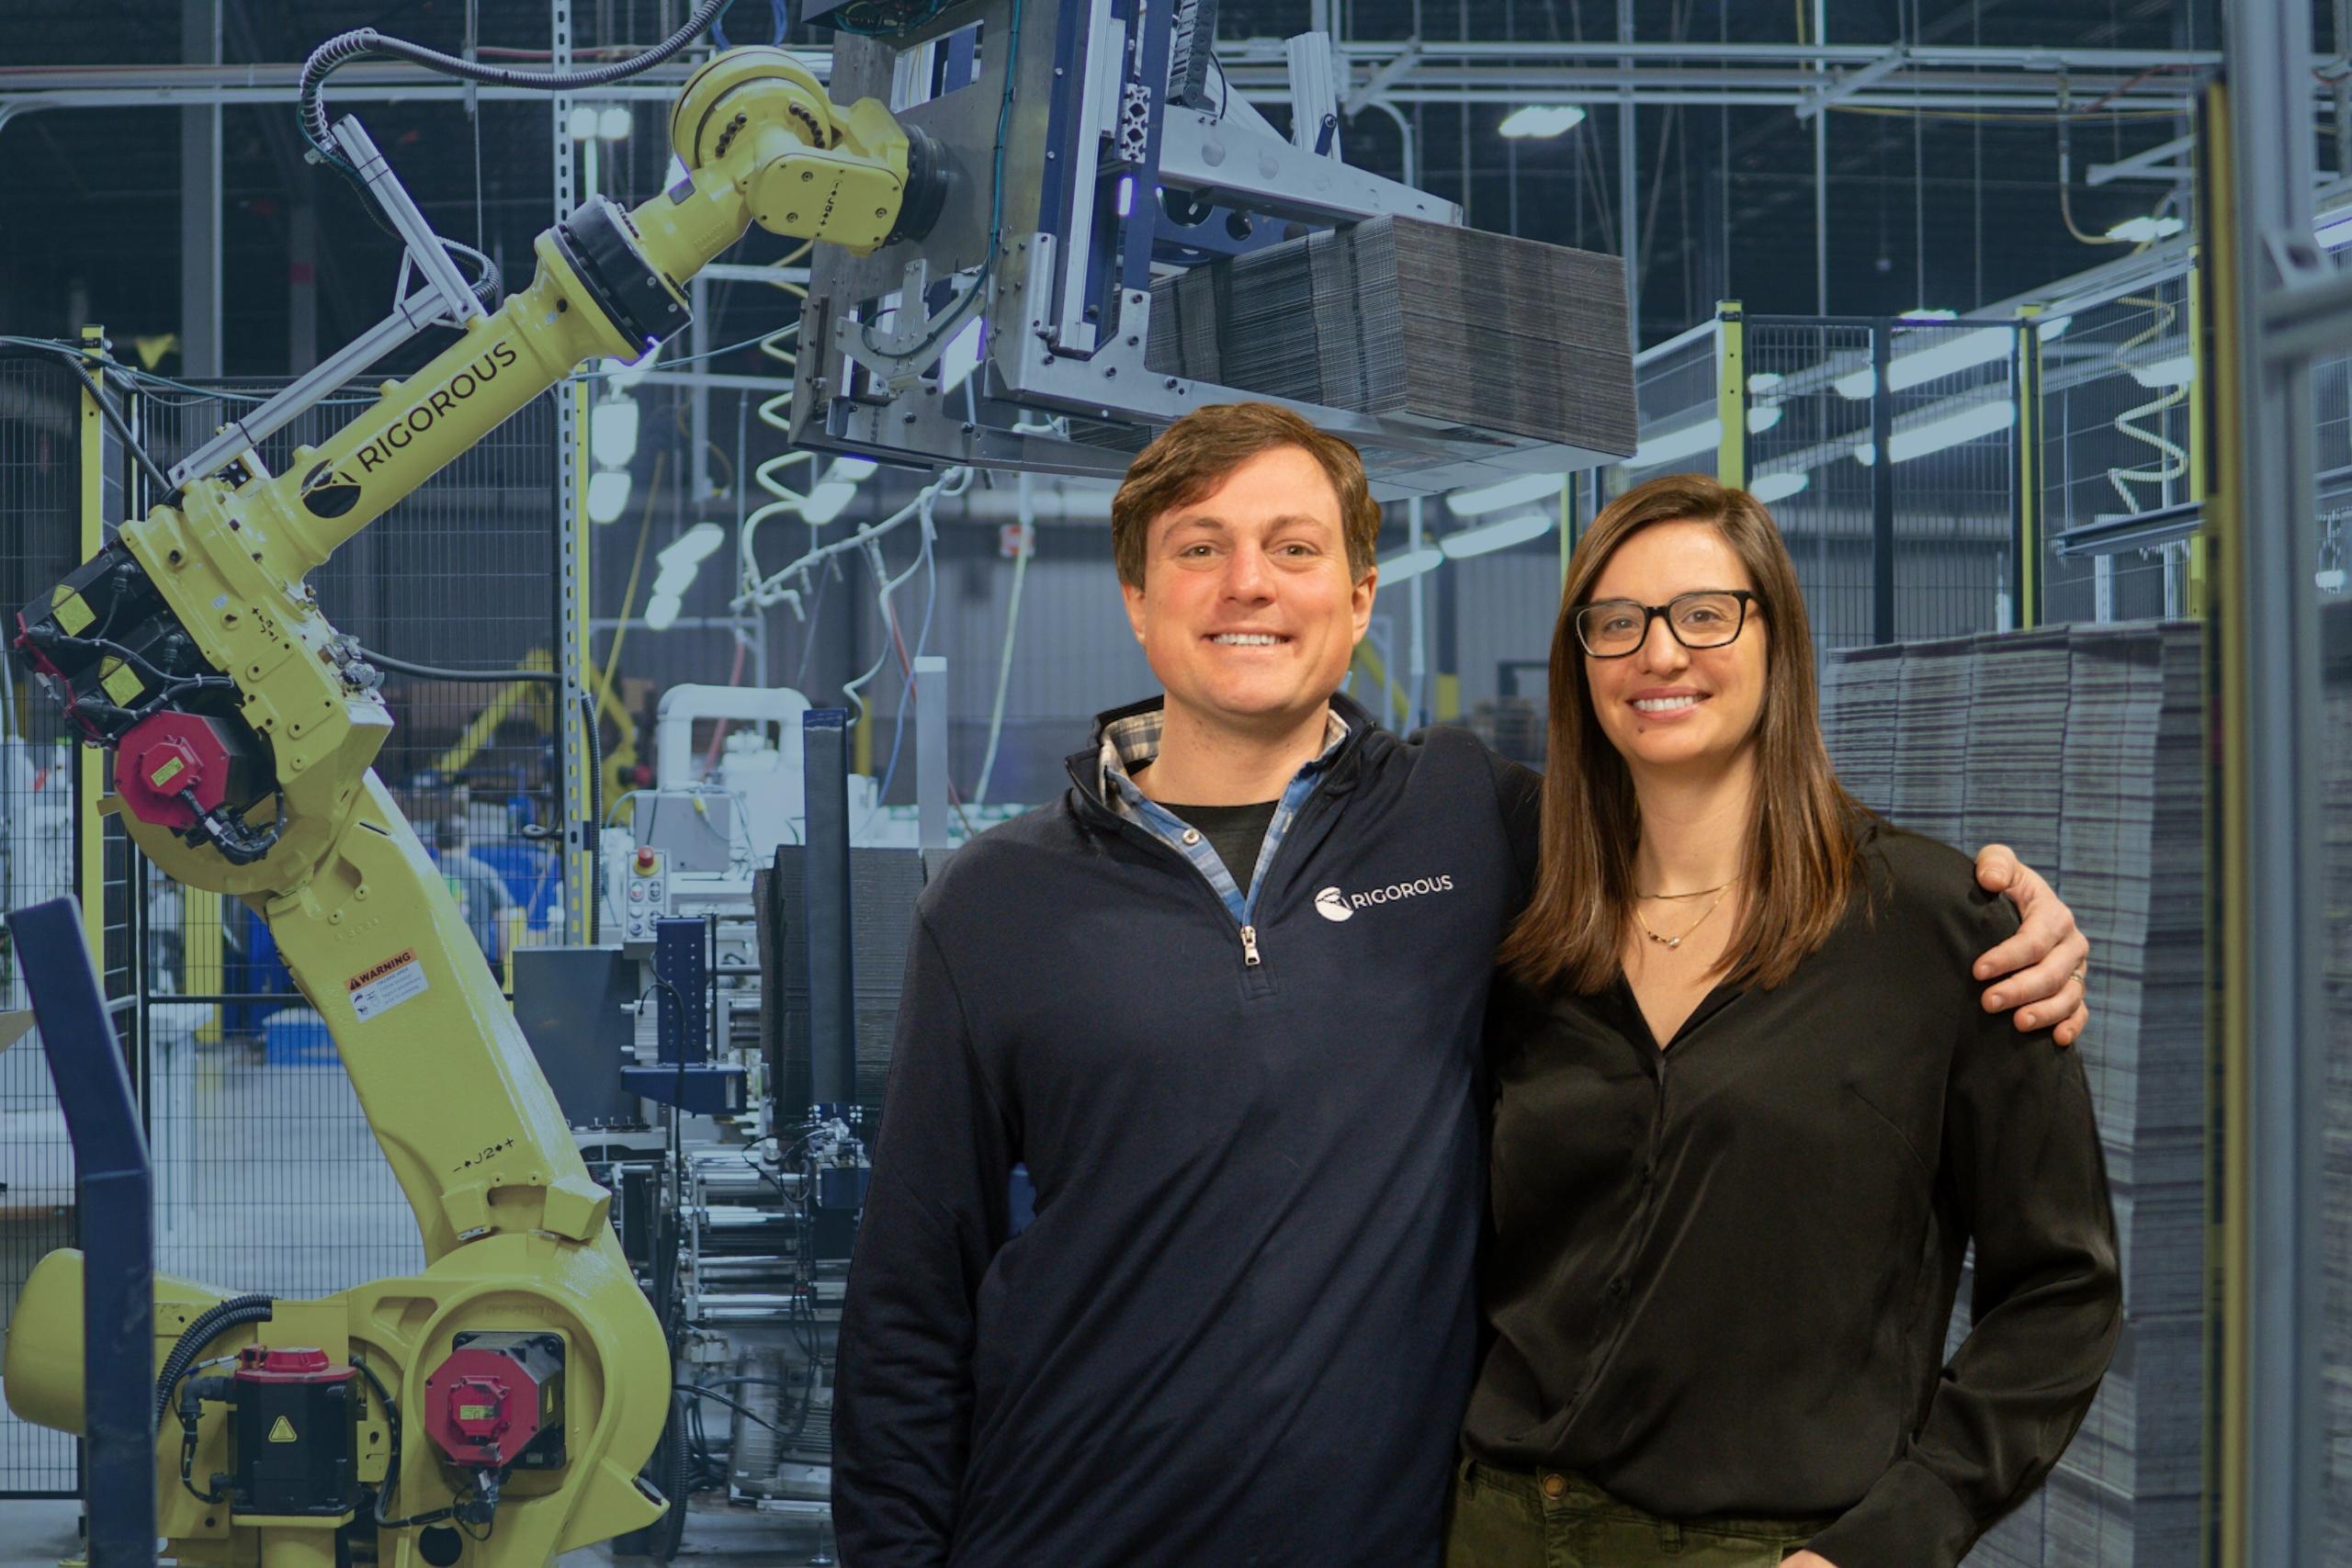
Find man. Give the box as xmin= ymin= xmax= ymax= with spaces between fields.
xmin=831 ymin=403 xmax=2088 ymax=1567
xmin=432 ymin=815 xmax=517 ymax=962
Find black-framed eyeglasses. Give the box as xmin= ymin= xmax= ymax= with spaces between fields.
xmin=1572 ymin=590 xmax=1759 ymax=658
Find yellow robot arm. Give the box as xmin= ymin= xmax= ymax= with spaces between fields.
xmin=4 ymin=43 xmax=933 ymax=1568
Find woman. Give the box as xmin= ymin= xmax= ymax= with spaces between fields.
xmin=1449 ymin=475 xmax=2121 ymax=1568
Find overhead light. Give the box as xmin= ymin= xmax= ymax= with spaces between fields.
xmin=1750 ymin=471 xmax=1810 ymax=503
xmin=1499 ymin=105 xmax=1587 ymax=140
xmin=2105 ymin=214 xmax=2185 ymax=243
xmin=1835 ymin=324 xmax=2018 ymax=400
xmin=566 ymin=105 xmax=601 ymax=141
xmin=1626 ymin=418 xmax=1722 ymax=469
xmin=2038 ymin=315 xmax=2074 ymax=341
xmin=591 ymin=396 xmax=639 ymax=468
xmin=1447 ymin=472 xmax=1566 ymax=516
xmin=826 ymin=457 xmax=879 ymax=482
xmin=586 ymin=469 xmax=632 ymax=525
xmin=1747 ymin=371 xmax=1785 ymax=393
xmin=644 ymin=592 xmax=683 ymax=631
xmin=2319 ymin=208 xmax=2352 ymax=248
xmin=658 ymin=522 xmax=726 ymax=568
xmin=1375 ymin=546 xmax=1446 ymax=583
xmin=800 ymin=480 xmax=860 ymax=525
xmin=1441 ymin=512 xmax=1553 ymax=559
xmin=1854 ymin=400 xmax=2017 ymax=466
xmin=2130 ymin=354 xmax=2196 ymax=389
xmin=1747 ymin=404 xmax=1782 ymax=434
xmin=597 ymin=105 xmax=631 ymax=141
xmin=652 ymin=561 xmax=699 ymax=598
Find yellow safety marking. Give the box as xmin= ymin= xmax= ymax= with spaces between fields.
xmin=51 ymin=589 xmax=93 ymax=635
xmin=149 ymin=756 xmax=187 ymax=791
xmin=267 ymin=1416 xmax=299 ymax=1444
xmin=98 ymin=658 xmax=141 ymax=705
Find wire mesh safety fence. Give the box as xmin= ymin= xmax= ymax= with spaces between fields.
xmin=1742 ymin=320 xmax=1880 ymax=655
xmin=0 ymin=353 xmax=88 ymax=1497
xmin=114 ymin=378 xmax=566 ymax=1301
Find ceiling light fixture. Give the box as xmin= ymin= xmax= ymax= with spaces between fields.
xmin=1499 ymin=105 xmax=1588 ymax=140
xmin=1441 ymin=512 xmax=1554 ymax=559
xmin=1446 ymin=472 xmax=1566 ymax=516
xmin=1853 ymin=400 xmax=2017 ymax=466
xmin=1625 ymin=418 xmax=1723 ymax=469
xmin=1375 ymin=546 xmax=1447 ymax=583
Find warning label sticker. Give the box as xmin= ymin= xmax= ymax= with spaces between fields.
xmin=267 ymin=1416 xmax=298 ymax=1444
xmin=347 ymin=949 xmax=429 ymax=1022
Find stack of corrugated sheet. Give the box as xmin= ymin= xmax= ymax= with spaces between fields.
xmin=757 ymin=847 xmax=931 ymax=1122
xmin=2325 ymin=599 xmax=2352 ymax=1568
xmin=1819 ymin=620 xmax=2206 ymax=1568
xmin=1144 ymin=217 xmax=1636 ymax=455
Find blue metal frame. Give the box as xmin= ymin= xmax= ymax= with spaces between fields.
xmin=1115 ymin=0 xmax=1176 ymax=299
xmin=802 ymin=708 xmax=856 ymax=1114
xmin=619 ymin=915 xmax=745 ymax=1115
xmin=5 ymin=896 xmax=155 ymax=1568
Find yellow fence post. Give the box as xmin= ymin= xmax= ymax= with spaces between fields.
xmin=74 ymin=328 xmax=107 ymax=971
xmin=2013 ymin=305 xmax=2043 ymax=629
xmin=1715 ymin=300 xmax=1746 ymax=488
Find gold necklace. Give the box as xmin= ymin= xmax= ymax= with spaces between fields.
xmin=1634 ymin=880 xmax=1737 ymax=951
xmin=1634 ymin=877 xmax=1736 ymax=901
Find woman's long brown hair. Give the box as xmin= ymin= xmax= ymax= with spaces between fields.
xmin=1498 ymin=473 xmax=1869 ymax=995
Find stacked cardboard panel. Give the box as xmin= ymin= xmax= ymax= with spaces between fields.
xmin=1819 ymin=620 xmax=2206 ymax=1568
xmin=1144 ymin=217 xmax=1637 ymax=456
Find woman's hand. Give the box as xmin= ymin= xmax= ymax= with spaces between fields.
xmin=1970 ymin=843 xmax=2090 ymax=1046
xmin=1779 ymin=1553 xmax=1838 ymax=1568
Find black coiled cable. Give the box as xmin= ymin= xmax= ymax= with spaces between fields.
xmin=153 ymin=1293 xmax=275 ymax=1433
xmin=298 ymin=0 xmax=728 ymax=170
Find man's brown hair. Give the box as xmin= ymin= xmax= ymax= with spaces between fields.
xmin=1497 ymin=472 xmax=1870 ymax=996
xmin=1110 ymin=402 xmax=1384 ymax=588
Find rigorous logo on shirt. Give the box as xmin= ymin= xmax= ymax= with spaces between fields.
xmin=1313 ymin=874 xmax=1457 ymax=921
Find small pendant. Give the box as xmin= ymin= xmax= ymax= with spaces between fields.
xmin=1665 ymin=936 xmax=1681 ymax=949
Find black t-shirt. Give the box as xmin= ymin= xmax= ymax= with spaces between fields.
xmin=1158 ymin=799 xmax=1281 ymax=893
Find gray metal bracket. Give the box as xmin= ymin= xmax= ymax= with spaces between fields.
xmin=165 ymin=114 xmax=486 ymax=490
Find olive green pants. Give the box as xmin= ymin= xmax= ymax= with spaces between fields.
xmin=1443 ymin=1460 xmax=1834 ymax=1568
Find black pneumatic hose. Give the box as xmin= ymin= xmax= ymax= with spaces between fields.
xmin=153 ymin=1294 xmax=276 ymax=1433
xmin=298 ymin=0 xmax=728 ymax=165
xmin=656 ymin=1389 xmax=692 ymax=1562
xmin=0 ymin=345 xmax=178 ymax=504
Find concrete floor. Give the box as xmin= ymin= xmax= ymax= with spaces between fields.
xmin=0 ymin=1495 xmax=835 ymax=1565
xmin=0 ymin=1046 xmax=836 ymax=1565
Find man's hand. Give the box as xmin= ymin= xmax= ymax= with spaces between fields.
xmin=1780 ymin=1554 xmax=1838 ymax=1568
xmin=1972 ymin=844 xmax=2090 ymax=1047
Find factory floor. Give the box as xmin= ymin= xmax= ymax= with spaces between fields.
xmin=0 ymin=1043 xmax=839 ymax=1566
xmin=0 ymin=1495 xmax=839 ymax=1564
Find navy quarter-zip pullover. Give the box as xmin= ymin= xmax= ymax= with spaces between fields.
xmin=833 ymin=694 xmax=1541 ymax=1567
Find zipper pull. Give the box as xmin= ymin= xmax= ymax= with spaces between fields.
xmin=1239 ymin=924 xmax=1262 ymax=967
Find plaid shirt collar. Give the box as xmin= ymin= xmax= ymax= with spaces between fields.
xmin=1096 ymin=705 xmax=1351 ymax=817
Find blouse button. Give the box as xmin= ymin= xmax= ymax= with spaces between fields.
xmin=1181 ymin=829 xmax=1202 ymax=845
xmin=1541 ymin=1473 xmax=1567 ymax=1500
